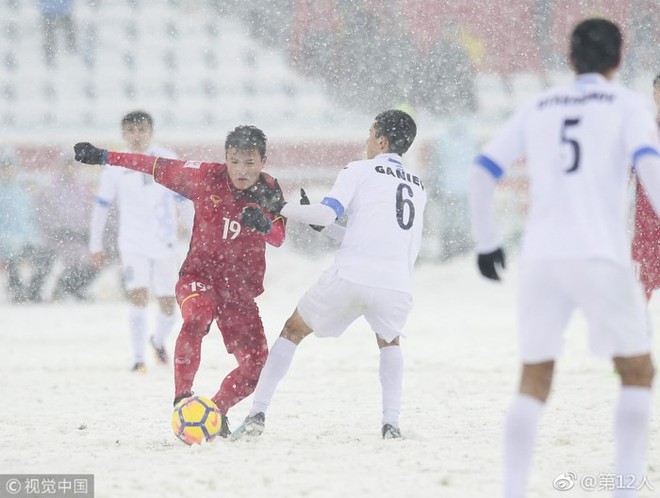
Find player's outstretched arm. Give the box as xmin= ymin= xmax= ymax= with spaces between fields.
xmin=469 ymin=158 xmax=506 ymax=281
xmin=74 ymin=142 xmax=108 ymax=165
xmin=280 ymin=189 xmax=336 ymax=229
xmin=300 ymin=189 xmax=345 ymax=241
xmin=299 ymin=188 xmax=324 ymax=232
xmin=76 ymin=142 xmax=198 ymax=200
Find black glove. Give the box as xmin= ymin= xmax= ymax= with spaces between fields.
xmin=74 ymin=142 xmax=108 ymax=165
xmin=241 ymin=205 xmax=272 ymax=234
xmin=247 ymin=178 xmax=285 ymax=215
xmin=300 ymin=188 xmax=324 ymax=232
xmin=477 ymin=248 xmax=506 ymax=281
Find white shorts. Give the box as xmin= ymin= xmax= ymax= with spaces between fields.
xmin=518 ymin=259 xmax=651 ymax=363
xmin=296 ymin=266 xmax=413 ymax=343
xmin=120 ymin=251 xmax=179 ymax=296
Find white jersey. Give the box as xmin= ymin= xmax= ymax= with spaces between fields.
xmin=478 ymin=73 xmax=660 ymax=265
xmin=90 ymin=145 xmax=186 ymax=259
xmin=322 ymin=153 xmax=427 ymax=293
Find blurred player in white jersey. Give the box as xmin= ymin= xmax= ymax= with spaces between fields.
xmin=89 ymin=111 xmax=192 ymax=372
xmin=469 ymin=19 xmax=660 ymax=498
xmin=232 ymin=109 xmax=425 ymax=440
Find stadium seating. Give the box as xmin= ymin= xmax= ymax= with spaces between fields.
xmin=0 ymin=0 xmax=362 ymax=136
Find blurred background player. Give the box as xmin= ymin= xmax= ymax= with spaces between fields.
xmin=41 ymin=157 xmax=98 ymax=302
xmin=38 ymin=0 xmax=77 ymax=67
xmin=88 ymin=110 xmax=192 ymax=373
xmin=632 ymin=73 xmax=660 ymax=301
xmin=232 ymin=110 xmax=425 ymax=440
xmin=470 ymin=19 xmax=660 ymax=498
xmin=0 ymin=148 xmax=54 ymax=303
xmin=74 ymin=125 xmax=286 ymax=438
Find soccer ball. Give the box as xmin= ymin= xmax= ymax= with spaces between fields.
xmin=171 ymin=395 xmax=221 ymax=445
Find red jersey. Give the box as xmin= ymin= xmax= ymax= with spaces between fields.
xmin=106 ymin=152 xmax=286 ymax=300
xmin=632 ymin=179 xmax=660 ymax=297
xmin=632 ymin=122 xmax=660 ymax=298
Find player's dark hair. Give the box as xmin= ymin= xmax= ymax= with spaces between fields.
xmin=121 ymin=110 xmax=153 ymax=128
xmin=225 ymin=125 xmax=267 ymax=157
xmin=373 ymin=109 xmax=417 ymax=155
xmin=570 ymin=18 xmax=622 ymax=75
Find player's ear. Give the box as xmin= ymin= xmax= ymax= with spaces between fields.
xmin=380 ymin=135 xmax=390 ymax=153
xmin=260 ymin=155 xmax=267 ymax=168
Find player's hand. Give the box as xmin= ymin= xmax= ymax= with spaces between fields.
xmin=74 ymin=142 xmax=108 ymax=165
xmin=247 ymin=178 xmax=285 ymax=215
xmin=300 ymin=188 xmax=324 ymax=232
xmin=477 ymin=248 xmax=506 ymax=281
xmin=241 ymin=205 xmax=272 ymax=234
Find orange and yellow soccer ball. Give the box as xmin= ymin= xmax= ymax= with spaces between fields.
xmin=171 ymin=395 xmax=221 ymax=445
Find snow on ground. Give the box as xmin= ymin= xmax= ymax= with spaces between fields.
xmin=1 ymin=244 xmax=659 ymax=498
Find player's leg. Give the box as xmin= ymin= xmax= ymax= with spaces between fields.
xmin=173 ymin=276 xmax=215 ymax=403
xmin=504 ymin=261 xmax=572 ymax=498
xmin=122 ymin=253 xmax=150 ymax=372
xmin=5 ymin=253 xmax=26 ymax=303
xmin=504 ymin=361 xmax=554 ymax=498
xmin=41 ymin=13 xmax=56 ymax=65
xmin=579 ymin=260 xmax=653 ymax=497
xmin=229 ymin=309 xmax=309 ymax=440
xmin=366 ymin=286 xmax=413 ymax=439
xmin=582 ymin=261 xmax=655 ymax=496
xmin=243 ymin=310 xmax=313 ymax=419
xmin=150 ymin=296 xmax=176 ymax=364
xmin=612 ymin=354 xmax=654 ymax=497
xmin=211 ymin=300 xmax=269 ymax=415
xmin=250 ymin=270 xmax=362 ymax=417
xmin=233 ymin=268 xmax=361 ymax=439
xmin=376 ymin=335 xmax=404 ymax=439
xmin=62 ymin=13 xmax=76 ymax=52
xmin=150 ymin=255 xmax=179 ymax=365
xmin=25 ymin=245 xmax=55 ymax=302
xmin=126 ymin=287 xmax=148 ymax=371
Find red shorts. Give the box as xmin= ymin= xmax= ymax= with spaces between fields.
xmin=175 ymin=274 xmax=266 ymax=354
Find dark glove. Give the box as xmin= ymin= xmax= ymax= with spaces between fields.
xmin=477 ymin=248 xmax=506 ymax=281
xmin=300 ymin=188 xmax=323 ymax=232
xmin=247 ymin=178 xmax=285 ymax=215
xmin=241 ymin=205 xmax=272 ymax=234
xmin=74 ymin=142 xmax=108 ymax=165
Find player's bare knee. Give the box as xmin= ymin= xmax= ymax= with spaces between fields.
xmin=280 ymin=311 xmax=312 ymax=344
xmin=127 ymin=288 xmax=148 ymax=307
xmin=519 ymin=361 xmax=554 ymax=402
xmin=159 ymin=296 xmax=176 ymax=315
xmin=614 ymin=355 xmax=655 ymax=387
xmin=376 ymin=335 xmax=399 ymax=348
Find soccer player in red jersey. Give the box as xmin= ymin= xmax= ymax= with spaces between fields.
xmin=632 ymin=73 xmax=660 ymax=300
xmin=74 ymin=126 xmax=286 ymax=437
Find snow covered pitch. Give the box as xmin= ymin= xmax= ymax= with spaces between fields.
xmin=1 ymin=246 xmax=658 ymax=497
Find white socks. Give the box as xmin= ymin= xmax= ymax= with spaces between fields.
xmin=503 ymin=394 xmax=544 ymax=498
xmin=250 ymin=337 xmax=297 ymax=416
xmin=502 ymin=387 xmax=652 ymax=498
xmin=128 ymin=305 xmax=148 ymax=363
xmin=153 ymin=310 xmax=176 ymax=347
xmin=614 ymin=387 xmax=652 ymax=498
xmin=380 ymin=345 xmax=403 ymax=427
